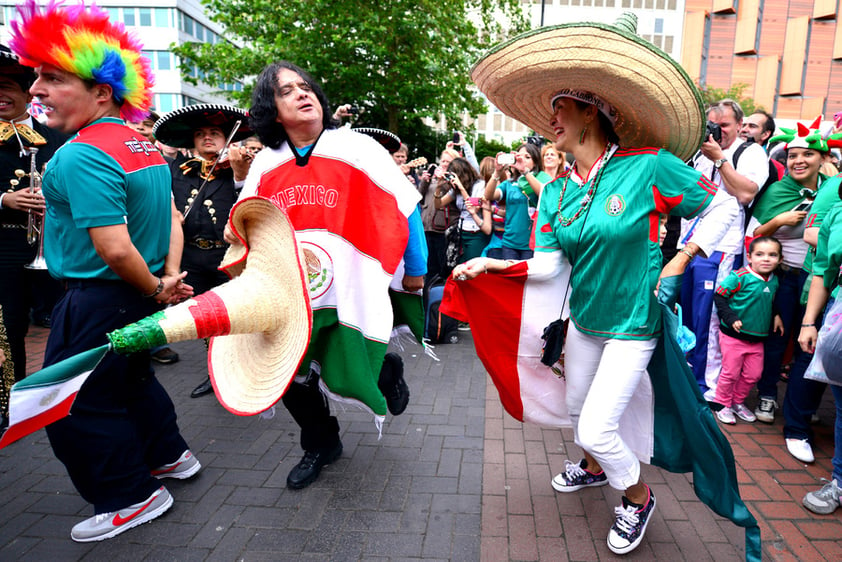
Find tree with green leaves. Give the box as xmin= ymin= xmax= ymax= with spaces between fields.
xmin=173 ymin=0 xmax=529 ymax=155
xmin=698 ymin=83 xmax=762 ymax=115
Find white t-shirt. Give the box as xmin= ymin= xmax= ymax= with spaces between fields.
xmin=681 ymin=138 xmax=769 ymax=255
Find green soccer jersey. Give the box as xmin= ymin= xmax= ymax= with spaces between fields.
xmin=803 ymin=173 xmax=841 ymax=274
xmin=813 ymin=202 xmax=842 ymax=298
xmin=715 ymin=267 xmax=779 ymax=337
xmin=534 ymin=146 xmax=717 ymax=339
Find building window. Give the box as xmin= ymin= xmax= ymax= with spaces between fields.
xmin=139 ymin=7 xmax=152 ymax=26
xmin=654 ymin=18 xmax=663 ymax=33
xmin=154 ymin=8 xmax=170 ymax=27
xmin=123 ymin=8 xmax=135 ymax=26
xmin=157 ymin=52 xmax=172 ymax=71
xmin=183 ymin=15 xmax=194 ymax=36
xmin=154 ymin=93 xmax=179 ymax=113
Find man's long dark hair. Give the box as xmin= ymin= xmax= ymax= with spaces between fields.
xmin=249 ymin=61 xmax=338 ymax=150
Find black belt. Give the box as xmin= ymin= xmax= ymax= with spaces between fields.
xmin=63 ymin=278 xmax=128 ymax=290
xmin=187 ymin=238 xmax=227 ymax=250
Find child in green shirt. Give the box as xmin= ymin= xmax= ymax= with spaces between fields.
xmin=713 ymin=237 xmax=784 ymax=424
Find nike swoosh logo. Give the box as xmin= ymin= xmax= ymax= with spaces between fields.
xmin=112 ymin=491 xmax=159 ymax=526
xmin=151 ymin=462 xmax=182 ymax=476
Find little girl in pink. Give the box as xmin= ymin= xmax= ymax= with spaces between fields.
xmin=713 ymin=237 xmax=784 ymax=424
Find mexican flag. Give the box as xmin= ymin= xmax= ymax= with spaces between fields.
xmin=0 ymin=344 xmax=110 ymax=449
xmin=441 ymin=264 xmax=761 ymax=561
xmin=246 ymin=127 xmax=423 ymax=422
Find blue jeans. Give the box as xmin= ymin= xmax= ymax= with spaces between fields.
xmin=783 ymin=294 xmax=831 ymax=442
xmin=832 ymin=384 xmax=842 ymax=483
xmin=757 ymin=267 xmax=812 ymax=403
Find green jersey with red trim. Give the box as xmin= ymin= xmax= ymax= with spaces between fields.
xmin=535 ymin=146 xmax=716 ymax=339
xmin=715 ymin=267 xmax=779 ymax=337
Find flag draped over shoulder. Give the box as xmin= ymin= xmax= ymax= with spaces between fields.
xmin=248 ymin=128 xmax=421 ymax=421
xmin=0 ymin=344 xmax=110 ymax=449
xmin=441 ymin=270 xmax=760 ymax=561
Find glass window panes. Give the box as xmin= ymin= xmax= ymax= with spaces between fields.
xmin=655 ymin=18 xmax=663 ymax=33
xmin=123 ymin=8 xmax=135 ymax=26
xmin=184 ymin=16 xmax=194 ymax=35
xmin=154 ymin=8 xmax=169 ymax=27
xmin=157 ymin=52 xmax=171 ymax=71
xmin=139 ymin=8 xmax=152 ymax=26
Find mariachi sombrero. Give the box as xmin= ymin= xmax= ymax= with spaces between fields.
xmin=353 ymin=127 xmax=401 ymax=154
xmin=0 ymin=44 xmax=36 ymax=88
xmin=107 ymin=197 xmax=312 ymax=415
xmin=153 ymin=103 xmax=253 ymax=148
xmin=471 ymin=13 xmax=705 ymax=161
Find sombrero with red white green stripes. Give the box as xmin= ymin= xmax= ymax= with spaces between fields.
xmin=108 ymin=197 xmax=312 ymax=415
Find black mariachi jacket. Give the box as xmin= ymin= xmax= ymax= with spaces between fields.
xmin=170 ymin=152 xmax=238 ymax=245
xmin=0 ymin=119 xmax=68 ymax=266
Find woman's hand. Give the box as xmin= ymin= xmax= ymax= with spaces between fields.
xmin=798 ymin=325 xmax=819 ymax=353
xmin=731 ymin=319 xmax=742 ymax=332
xmin=465 ymin=198 xmax=479 ymax=216
xmin=777 ymin=210 xmax=808 ymax=227
xmin=452 ymin=258 xmax=494 ymax=281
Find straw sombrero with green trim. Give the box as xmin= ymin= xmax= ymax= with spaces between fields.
xmin=107 ymin=197 xmax=312 ymax=415
xmin=471 ymin=12 xmax=705 ymax=161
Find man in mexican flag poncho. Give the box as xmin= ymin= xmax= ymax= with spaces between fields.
xmin=233 ymin=61 xmax=428 ymax=490
xmin=745 ymin=116 xmax=842 ymax=462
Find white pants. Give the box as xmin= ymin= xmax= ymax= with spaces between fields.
xmin=565 ymin=324 xmax=658 ymax=490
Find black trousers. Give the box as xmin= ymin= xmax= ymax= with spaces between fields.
xmin=44 ymin=280 xmax=188 ymax=513
xmin=0 ymin=264 xmax=61 ymax=381
xmin=282 ymin=368 xmax=340 ymax=453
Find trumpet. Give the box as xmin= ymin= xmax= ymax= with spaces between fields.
xmin=10 ymin=148 xmax=48 ymax=270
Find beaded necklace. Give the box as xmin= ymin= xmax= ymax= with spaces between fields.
xmin=557 ymin=142 xmax=614 ymax=227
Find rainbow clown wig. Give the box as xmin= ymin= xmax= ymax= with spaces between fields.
xmin=769 ymin=116 xmax=842 ymax=153
xmin=9 ymin=0 xmax=154 ymax=123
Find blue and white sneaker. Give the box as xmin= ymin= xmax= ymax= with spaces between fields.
xmin=607 ymin=486 xmax=656 ymax=554
xmin=551 ymin=459 xmax=609 ymax=493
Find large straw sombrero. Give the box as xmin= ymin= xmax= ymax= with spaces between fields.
xmin=108 ymin=197 xmax=312 ymax=415
xmin=353 ymin=127 xmax=402 ymax=154
xmin=153 ymin=103 xmax=253 ymax=148
xmin=471 ymin=13 xmax=704 ymax=161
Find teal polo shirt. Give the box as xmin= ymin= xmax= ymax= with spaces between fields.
xmin=42 ymin=117 xmax=171 ymax=280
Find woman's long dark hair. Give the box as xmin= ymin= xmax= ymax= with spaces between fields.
xmin=448 ymin=157 xmax=480 ymax=195
xmin=249 ymin=61 xmax=339 ymax=150
xmin=511 ymin=142 xmax=542 ymax=180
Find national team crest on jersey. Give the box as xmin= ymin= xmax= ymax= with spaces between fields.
xmin=605 ymin=194 xmax=626 ymax=216
xmin=301 ymin=242 xmax=334 ymax=299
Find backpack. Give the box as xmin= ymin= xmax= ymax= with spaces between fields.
xmin=424 ymin=278 xmax=459 ymax=344
xmin=730 ymin=140 xmax=779 ymax=229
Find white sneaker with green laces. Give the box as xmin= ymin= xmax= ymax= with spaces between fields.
xmin=71 ymin=486 xmax=173 ymax=542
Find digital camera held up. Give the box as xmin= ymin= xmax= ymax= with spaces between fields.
xmin=705 ymin=121 xmax=722 ymax=143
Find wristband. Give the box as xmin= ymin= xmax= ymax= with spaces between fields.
xmin=801 ymin=323 xmax=815 ymax=327
xmin=678 ymin=248 xmax=695 ymax=260
xmin=144 ymin=277 xmax=164 ymax=298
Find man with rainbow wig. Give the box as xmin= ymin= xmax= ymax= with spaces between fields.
xmin=9 ymin=0 xmax=198 ymax=542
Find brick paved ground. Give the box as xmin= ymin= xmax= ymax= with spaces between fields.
xmin=1 ymin=325 xmax=842 ymax=560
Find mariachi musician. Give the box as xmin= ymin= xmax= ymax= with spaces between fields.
xmin=152 ymin=104 xmax=253 ymax=398
xmin=0 ymin=45 xmax=67 ymax=396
